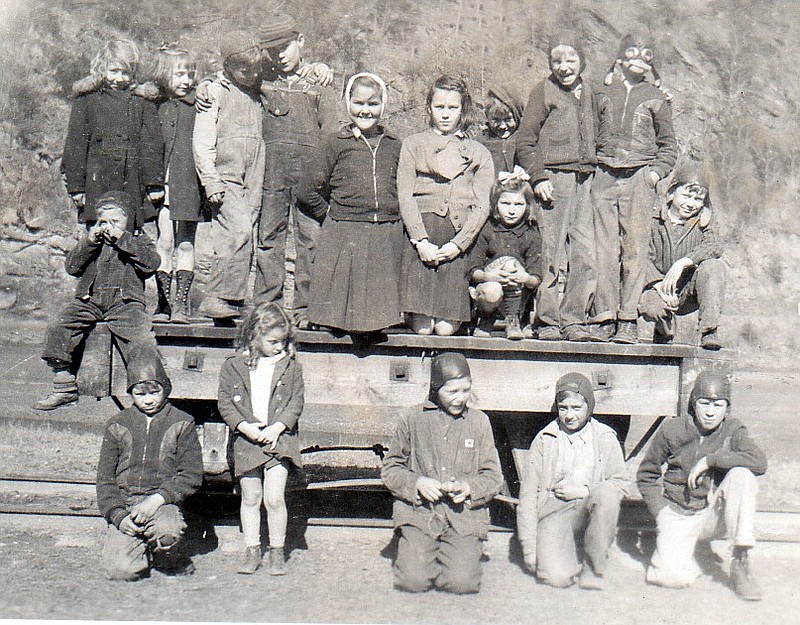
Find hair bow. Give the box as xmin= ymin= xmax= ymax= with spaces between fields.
xmin=497 ymin=166 xmax=530 ymax=184
xmin=158 ymin=41 xmax=189 ymax=54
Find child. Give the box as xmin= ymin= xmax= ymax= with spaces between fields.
xmin=152 ymin=45 xmax=206 ymax=324
xmin=253 ymin=13 xmax=343 ymax=327
xmin=637 ymin=373 xmax=767 ymax=600
xmin=478 ymin=85 xmax=524 ymax=174
xmin=638 ymin=162 xmax=726 ymax=349
xmin=96 ymin=350 xmax=203 ymax=580
xmin=398 ymin=75 xmax=495 ymax=336
xmin=62 ymin=39 xmax=164 ymax=228
xmin=591 ymin=31 xmax=678 ymax=343
xmin=514 ymin=33 xmax=599 ymax=342
xmin=217 ymin=303 xmax=304 ymax=575
xmin=193 ymin=32 xmax=266 ymax=321
xmin=382 ymin=353 xmax=503 ymax=593
xmin=516 ymin=373 xmax=627 ymax=589
xmin=296 ymin=72 xmax=404 ymax=334
xmin=35 ymin=191 xmax=161 ymax=411
xmin=468 ymin=167 xmax=542 ymax=339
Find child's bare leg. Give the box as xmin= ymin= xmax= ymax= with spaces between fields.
xmin=434 ymin=319 xmax=460 ymax=336
xmin=174 ymin=221 xmax=197 ymax=272
xmin=262 ymin=462 xmax=289 ymax=548
xmin=471 ymin=282 xmax=503 ymax=315
xmin=156 ymin=208 xmax=174 ymax=273
xmin=407 ymin=314 xmax=434 ymax=335
xmin=239 ymin=475 xmax=264 ymax=548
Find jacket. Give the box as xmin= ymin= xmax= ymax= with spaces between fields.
xmin=398 ymin=130 xmax=495 ymax=252
xmin=646 ymin=205 xmax=722 ymax=287
xmin=217 ymin=352 xmax=304 ymax=476
xmin=96 ymin=402 xmax=203 ymax=528
xmin=158 ymin=92 xmax=205 ymax=221
xmin=62 ymin=89 xmax=164 ymax=223
xmin=65 ymin=230 xmax=160 ymax=305
xmin=637 ymin=414 xmax=767 ymax=517
xmin=296 ymin=125 xmax=401 ymax=222
xmin=594 ymin=78 xmax=677 ymax=179
xmin=381 ymin=403 xmax=503 ymax=538
xmin=515 ymin=75 xmax=597 ymax=184
xmin=516 ymin=419 xmax=628 ymax=555
xmin=468 ymin=219 xmax=542 ymax=279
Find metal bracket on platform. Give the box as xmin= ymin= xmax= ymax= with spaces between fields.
xmin=593 ymin=369 xmax=612 ymax=388
xmin=390 ymin=360 xmax=409 ymax=382
xmin=182 ymin=348 xmax=205 ymax=372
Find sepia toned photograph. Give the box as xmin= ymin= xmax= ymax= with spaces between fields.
xmin=1 ymin=0 xmax=798 ymax=622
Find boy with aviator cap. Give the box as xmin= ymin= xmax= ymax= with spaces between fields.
xmin=382 ymin=353 xmax=503 ymax=594
xmin=516 ymin=372 xmax=628 ymax=589
xmin=637 ymin=372 xmax=767 ymax=600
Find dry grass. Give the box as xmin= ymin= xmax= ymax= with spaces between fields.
xmin=0 ymin=422 xmax=101 ymax=480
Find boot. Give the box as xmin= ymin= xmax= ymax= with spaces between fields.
xmin=730 ymin=549 xmax=762 ymax=601
xmin=504 ymin=313 xmax=524 ymax=340
xmin=33 ymin=370 xmax=78 ymax=411
xmin=502 ymin=291 xmax=524 ymax=340
xmin=154 ymin=271 xmax=172 ymax=322
xmin=237 ymin=545 xmax=262 ymax=575
xmin=198 ymin=297 xmax=241 ymax=320
xmin=701 ymin=328 xmax=723 ymax=350
xmin=472 ymin=316 xmax=494 ymax=338
xmin=268 ymin=546 xmax=286 ymax=576
xmin=171 ymin=270 xmax=194 ymax=324
xmin=589 ymin=321 xmax=615 ymax=343
xmin=611 ymin=320 xmax=638 ymax=344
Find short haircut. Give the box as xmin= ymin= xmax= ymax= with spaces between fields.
xmin=130 ymin=380 xmax=164 ymax=394
xmin=489 ymin=177 xmax=535 ymax=222
xmin=426 ymin=74 xmax=476 ymax=132
xmin=152 ymin=46 xmax=197 ymax=94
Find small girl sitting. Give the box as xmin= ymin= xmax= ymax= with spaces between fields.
xmin=151 ymin=45 xmax=206 ymax=323
xmin=468 ymin=167 xmax=542 ymax=339
xmin=398 ymin=75 xmax=495 ymax=336
xmin=63 ymin=39 xmax=164 ymax=228
xmin=217 ymin=303 xmax=304 ymax=575
xmin=297 ymin=71 xmax=403 ymax=336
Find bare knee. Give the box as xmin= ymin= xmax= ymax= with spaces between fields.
xmin=434 ymin=320 xmax=460 ymax=336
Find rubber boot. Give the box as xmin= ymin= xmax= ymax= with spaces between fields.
xmin=154 ymin=271 xmax=172 ymax=322
xmin=171 ymin=270 xmax=194 ymax=324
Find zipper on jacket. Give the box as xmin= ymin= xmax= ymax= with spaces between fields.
xmin=359 ymin=134 xmax=383 ymax=220
xmin=138 ymin=417 xmax=152 ymax=489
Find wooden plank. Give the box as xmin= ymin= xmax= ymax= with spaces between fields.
xmin=77 ymin=323 xmax=112 ymax=398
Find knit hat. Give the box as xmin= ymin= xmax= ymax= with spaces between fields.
xmin=545 ymin=29 xmax=585 ymax=69
xmin=668 ymin=160 xmax=709 ymax=193
xmin=126 ymin=345 xmax=172 ymax=397
xmin=605 ymin=30 xmax=662 ymax=87
xmin=219 ymin=30 xmax=260 ymax=61
xmin=554 ymin=372 xmax=595 ymax=416
xmin=94 ymin=190 xmax=137 ymax=232
xmin=486 ymin=85 xmax=524 ymax=126
xmin=429 ymin=353 xmax=471 ymax=398
xmin=688 ymin=372 xmax=730 ymax=415
xmin=258 ymin=13 xmax=299 ymax=49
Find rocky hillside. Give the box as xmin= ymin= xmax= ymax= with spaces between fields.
xmin=1 ymin=0 xmax=797 ymax=368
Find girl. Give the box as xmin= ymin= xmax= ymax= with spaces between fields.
xmin=398 ymin=75 xmax=495 ymax=336
xmin=151 ymin=45 xmax=205 ymax=323
xmin=297 ymin=71 xmax=403 ymax=335
xmin=217 ymin=303 xmax=304 ymax=575
xmin=468 ymin=167 xmax=542 ymax=339
xmin=62 ymin=39 xmax=164 ymax=228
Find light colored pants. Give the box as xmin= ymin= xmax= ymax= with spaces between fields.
xmin=647 ymin=467 xmax=758 ymax=588
xmin=535 ymin=481 xmax=622 ymax=587
xmin=102 ymin=503 xmax=186 ymax=581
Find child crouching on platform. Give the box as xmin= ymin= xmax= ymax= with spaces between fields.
xmin=516 ymin=373 xmax=627 ymax=589
xmin=96 ymin=351 xmax=203 ymax=580
xmin=382 ymin=353 xmax=503 ymax=594
xmin=468 ymin=167 xmax=542 ymax=339
xmin=637 ymin=372 xmax=767 ymax=601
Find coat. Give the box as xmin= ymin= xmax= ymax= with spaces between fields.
xmin=217 ymin=352 xmax=304 ymax=476
xmin=158 ymin=92 xmax=205 ymax=221
xmin=62 ymin=89 xmax=164 ymax=223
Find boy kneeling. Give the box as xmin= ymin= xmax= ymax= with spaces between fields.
xmin=637 ymin=372 xmax=767 ymax=600
xmin=516 ymin=373 xmax=628 ymax=589
xmin=96 ymin=351 xmax=203 ymax=580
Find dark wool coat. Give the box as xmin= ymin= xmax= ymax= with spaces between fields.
xmin=217 ymin=352 xmax=304 ymax=476
xmin=158 ymin=92 xmax=205 ymax=221
xmin=62 ymin=89 xmax=165 ymax=223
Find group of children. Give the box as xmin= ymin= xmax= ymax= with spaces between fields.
xmin=32 ymin=10 xmax=756 ymax=603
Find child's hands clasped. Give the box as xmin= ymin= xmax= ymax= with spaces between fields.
xmin=119 ymin=515 xmax=143 ymax=537
xmin=415 ymin=239 xmax=441 ymax=265
xmin=238 ymin=420 xmax=286 ymax=449
xmin=128 ymin=493 xmax=165 ymax=526
xmin=416 ymin=476 xmax=444 ymax=502
xmin=436 ymin=242 xmax=461 ymax=263
xmin=440 ymin=479 xmax=471 ymax=505
xmin=553 ymin=478 xmax=589 ymax=501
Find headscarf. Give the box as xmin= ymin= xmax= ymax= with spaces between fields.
xmin=344 ymin=71 xmax=388 ymax=118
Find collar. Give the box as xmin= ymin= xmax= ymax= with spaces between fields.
xmin=492 ymin=218 xmax=529 ymax=236
xmin=432 ymin=128 xmax=466 ymax=139
xmin=667 ymin=206 xmax=687 ymax=226
xmin=422 ymin=399 xmax=467 ymax=419
xmin=347 ymin=124 xmax=394 ymax=140
xmin=178 ymin=90 xmax=196 ymax=106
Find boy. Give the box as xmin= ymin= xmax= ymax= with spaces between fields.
xmin=254 ymin=13 xmax=343 ymax=327
xmin=381 ymin=353 xmax=503 ymax=594
xmin=637 ymin=373 xmax=767 ymax=600
xmin=35 ymin=191 xmax=160 ymax=411
xmin=592 ymin=32 xmax=678 ymax=343
xmin=478 ymin=85 xmax=524 ymax=174
xmin=515 ymin=33 xmax=599 ymax=342
xmin=638 ymin=161 xmax=726 ymax=349
xmin=97 ymin=352 xmax=203 ymax=580
xmin=516 ymin=373 xmax=627 ymax=589
xmin=193 ymin=31 xmax=266 ymax=321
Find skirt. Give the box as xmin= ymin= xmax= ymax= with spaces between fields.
xmin=399 ymin=212 xmax=471 ymax=322
xmin=308 ymin=218 xmax=404 ymax=332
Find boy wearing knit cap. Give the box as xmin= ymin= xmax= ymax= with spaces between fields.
xmin=515 ymin=33 xmax=599 ymax=342
xmin=382 ymin=353 xmax=503 ymax=594
xmin=479 ymin=85 xmax=525 ymax=174
xmin=637 ymin=372 xmax=767 ymax=600
xmin=254 ymin=12 xmax=344 ymax=327
xmin=591 ymin=31 xmax=678 ymax=344
xmin=638 ymin=160 xmax=726 ymax=349
xmin=194 ymin=31 xmax=266 ymax=321
xmin=516 ymin=373 xmax=628 ymax=589
xmin=35 ymin=191 xmax=161 ymax=410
